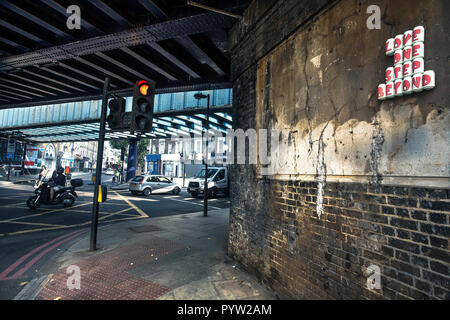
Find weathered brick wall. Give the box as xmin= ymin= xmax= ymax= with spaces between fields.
xmin=228 ymin=0 xmax=449 ymax=300
xmin=230 ymin=178 xmax=450 ymax=299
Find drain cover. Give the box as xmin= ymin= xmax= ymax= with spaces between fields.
xmin=128 ymin=225 xmax=163 ymax=233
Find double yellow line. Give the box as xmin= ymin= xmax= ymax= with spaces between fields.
xmin=111 ymin=190 xmax=149 ymax=218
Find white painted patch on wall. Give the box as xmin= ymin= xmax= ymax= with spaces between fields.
xmin=310 ymin=54 xmax=322 ymax=68
xmin=316 ymin=139 xmax=326 ymax=219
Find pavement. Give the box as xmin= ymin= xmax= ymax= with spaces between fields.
xmin=12 ymin=208 xmax=278 ymax=300
xmin=0 ymin=173 xmax=38 ymax=185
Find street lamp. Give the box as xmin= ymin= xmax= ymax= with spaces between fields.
xmin=194 ymin=93 xmax=210 ymax=217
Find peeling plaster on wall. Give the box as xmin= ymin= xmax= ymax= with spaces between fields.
xmin=378 ymin=103 xmax=450 ymax=177
xmin=369 ymin=119 xmax=385 ymax=189
xmin=316 ymin=138 xmax=326 ymax=219
xmin=311 ymin=54 xmax=323 ymax=85
xmin=303 ymin=39 xmax=314 ymax=153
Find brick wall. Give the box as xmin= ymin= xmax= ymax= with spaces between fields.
xmin=230 ymin=176 xmax=449 ymax=299
xmin=228 ymin=0 xmax=450 ymax=300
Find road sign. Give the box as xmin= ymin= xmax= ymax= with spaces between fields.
xmin=7 ymin=139 xmax=15 ymax=153
xmin=6 ymin=153 xmax=14 ymax=159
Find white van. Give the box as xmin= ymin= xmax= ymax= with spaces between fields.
xmin=187 ymin=167 xmax=229 ymax=198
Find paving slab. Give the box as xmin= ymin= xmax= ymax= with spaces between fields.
xmin=15 ymin=208 xmax=278 ymax=300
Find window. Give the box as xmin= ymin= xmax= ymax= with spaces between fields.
xmin=158 ymin=177 xmax=171 ymax=183
xmin=215 ymin=169 xmax=225 ymax=181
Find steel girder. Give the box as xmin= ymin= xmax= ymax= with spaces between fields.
xmin=0 ymin=12 xmax=235 ymax=72
xmin=0 ymin=108 xmax=233 ymax=143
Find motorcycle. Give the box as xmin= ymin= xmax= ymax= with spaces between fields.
xmin=26 ymin=176 xmax=83 ymax=210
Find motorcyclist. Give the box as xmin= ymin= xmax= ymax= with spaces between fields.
xmin=49 ymin=167 xmax=66 ymax=201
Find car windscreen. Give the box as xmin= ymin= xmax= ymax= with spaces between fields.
xmin=195 ymin=169 xmax=218 ymax=179
xmin=131 ymin=176 xmax=144 ymax=182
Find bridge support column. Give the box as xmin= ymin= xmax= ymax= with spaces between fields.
xmin=126 ymin=138 xmax=138 ymax=182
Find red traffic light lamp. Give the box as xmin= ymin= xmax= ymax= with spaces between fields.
xmin=131 ymin=80 xmax=155 ymax=132
xmin=138 ymin=80 xmax=150 ymax=96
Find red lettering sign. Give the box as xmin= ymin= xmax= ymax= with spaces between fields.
xmin=403 ymin=33 xmax=412 ymax=45
xmin=412 ymin=75 xmax=422 ymax=88
xmin=378 ymin=86 xmax=385 ymax=98
xmin=386 ymin=83 xmax=393 ymax=96
xmin=394 ymin=66 xmax=402 ymax=79
xmin=394 ymin=81 xmax=402 ymax=94
xmin=386 ymin=69 xmax=393 ymax=82
xmin=422 ymin=74 xmax=431 ymax=86
xmin=394 ymin=52 xmax=402 ymax=64
xmin=412 ymin=44 xmax=419 ymax=57
xmin=378 ymin=25 xmax=434 ymax=100
xmin=403 ymin=79 xmax=411 ymax=91
xmin=403 ymin=63 xmax=411 ymax=76
xmin=412 ymin=59 xmax=423 ymax=73
xmin=413 ymin=28 xmax=422 ymax=42
xmin=386 ymin=41 xmax=391 ymax=52
xmin=403 ymin=47 xmax=411 ymax=60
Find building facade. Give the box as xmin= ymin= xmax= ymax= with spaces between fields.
xmin=146 ymin=137 xmax=230 ymax=178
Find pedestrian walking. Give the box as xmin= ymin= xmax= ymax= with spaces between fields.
xmin=115 ymin=168 xmax=121 ymax=184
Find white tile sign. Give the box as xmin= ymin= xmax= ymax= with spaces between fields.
xmin=378 ymin=26 xmax=435 ymax=100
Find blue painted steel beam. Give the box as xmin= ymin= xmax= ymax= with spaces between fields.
xmin=126 ymin=138 xmax=138 ymax=181
xmin=0 ymin=88 xmax=232 ymax=130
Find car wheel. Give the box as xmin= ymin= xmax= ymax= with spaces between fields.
xmin=143 ymin=188 xmax=151 ymax=196
xmin=172 ymin=187 xmax=180 ymax=195
xmin=208 ymin=188 xmax=217 ymax=199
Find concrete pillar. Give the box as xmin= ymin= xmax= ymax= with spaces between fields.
xmin=126 ymin=138 xmax=138 ymax=181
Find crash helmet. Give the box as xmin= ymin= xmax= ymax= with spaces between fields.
xmin=57 ymin=167 xmax=64 ymax=174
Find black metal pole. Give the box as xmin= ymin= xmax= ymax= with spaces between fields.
xmin=203 ymin=94 xmax=210 ymax=217
xmin=90 ymin=77 xmax=110 ymax=251
xmin=7 ymin=159 xmax=11 ymax=181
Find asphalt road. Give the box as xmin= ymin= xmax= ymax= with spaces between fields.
xmin=0 ymin=174 xmax=229 ymax=299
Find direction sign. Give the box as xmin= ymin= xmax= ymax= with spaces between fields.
xmin=7 ymin=139 xmax=15 ymax=153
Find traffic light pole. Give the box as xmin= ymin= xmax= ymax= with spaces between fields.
xmin=90 ymin=77 xmax=110 ymax=251
xmin=203 ymin=94 xmax=210 ymax=217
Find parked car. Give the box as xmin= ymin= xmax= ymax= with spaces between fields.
xmin=105 ymin=168 xmax=115 ymax=175
xmin=129 ymin=175 xmax=181 ymax=196
xmin=188 ymin=167 xmax=229 ymax=198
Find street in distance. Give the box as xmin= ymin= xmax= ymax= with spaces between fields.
xmin=177 ymin=304 xmax=272 ymax=317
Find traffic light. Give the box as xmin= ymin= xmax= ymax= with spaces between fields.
xmin=106 ymin=97 xmax=127 ymax=130
xmin=131 ymin=80 xmax=155 ymax=132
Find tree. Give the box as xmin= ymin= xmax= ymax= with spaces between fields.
xmin=109 ymin=139 xmax=150 ymax=170
xmin=137 ymin=138 xmax=150 ymax=169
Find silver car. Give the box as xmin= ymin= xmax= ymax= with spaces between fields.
xmin=129 ymin=175 xmax=181 ymax=196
